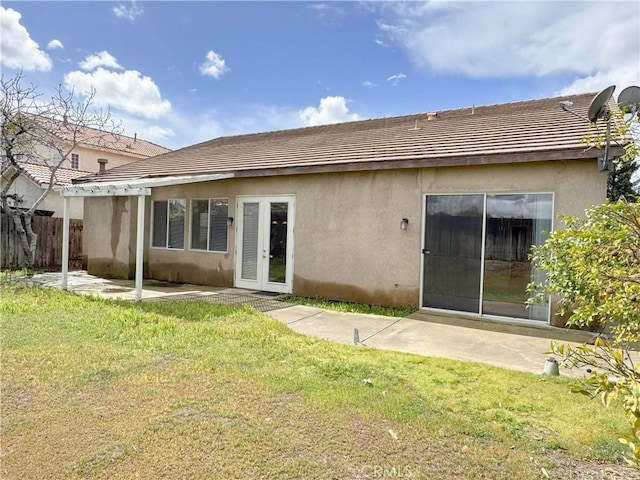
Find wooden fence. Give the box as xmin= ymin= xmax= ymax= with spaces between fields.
xmin=1 ymin=214 xmax=83 ymax=270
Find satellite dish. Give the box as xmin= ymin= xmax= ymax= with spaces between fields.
xmin=587 ymin=85 xmax=615 ymax=122
xmin=618 ymin=85 xmax=640 ymax=116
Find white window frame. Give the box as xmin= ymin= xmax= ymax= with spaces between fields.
xmin=70 ymin=153 xmax=79 ymax=169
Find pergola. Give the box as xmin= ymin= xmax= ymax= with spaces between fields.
xmin=58 ymin=173 xmax=234 ymax=300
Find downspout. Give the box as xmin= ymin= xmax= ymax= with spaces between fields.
xmin=135 ymin=194 xmax=145 ymax=301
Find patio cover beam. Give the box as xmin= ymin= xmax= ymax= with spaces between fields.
xmin=61 ymin=186 xmax=151 ymax=197
xmin=58 ymin=173 xmax=234 ymax=301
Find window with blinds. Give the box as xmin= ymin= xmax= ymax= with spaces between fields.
xmin=241 ymin=202 xmax=259 ymax=280
xmin=151 ymin=199 xmax=185 ymax=249
xmin=190 ymin=198 xmax=229 ymax=252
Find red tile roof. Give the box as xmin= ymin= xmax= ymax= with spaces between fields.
xmin=24 ymin=114 xmax=171 ymax=159
xmin=74 ymin=92 xmax=625 ymax=184
xmin=13 ymin=161 xmax=92 ymax=187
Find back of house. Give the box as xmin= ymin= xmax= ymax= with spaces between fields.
xmin=68 ymin=93 xmax=621 ymax=326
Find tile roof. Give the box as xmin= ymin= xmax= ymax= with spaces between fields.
xmin=25 ymin=114 xmax=171 ymax=159
xmin=74 ymin=92 xmax=624 ymax=185
xmin=12 ymin=161 xmax=93 ymax=187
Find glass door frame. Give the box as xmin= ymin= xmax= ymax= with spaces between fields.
xmin=235 ymin=195 xmax=295 ymax=293
xmin=419 ymin=192 xmax=553 ymax=323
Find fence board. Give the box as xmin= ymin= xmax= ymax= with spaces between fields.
xmin=1 ymin=215 xmax=83 ymax=270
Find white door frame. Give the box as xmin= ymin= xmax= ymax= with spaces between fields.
xmin=235 ymin=195 xmax=295 ymax=293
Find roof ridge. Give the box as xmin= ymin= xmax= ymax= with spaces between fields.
xmin=24 ymin=112 xmax=148 ymax=144
xmin=76 ymin=91 xmax=620 ymax=185
xmin=180 ymin=92 xmax=601 ymax=148
xmin=19 ymin=113 xmax=171 ymax=157
xmin=446 ymin=92 xmax=599 ymax=114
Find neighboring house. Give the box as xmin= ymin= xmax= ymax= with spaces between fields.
xmin=64 ymin=93 xmax=624 ymax=326
xmin=1 ymin=161 xmax=91 ymax=218
xmin=27 ymin=113 xmax=172 ymax=174
xmin=1 ymin=115 xmax=170 ymax=218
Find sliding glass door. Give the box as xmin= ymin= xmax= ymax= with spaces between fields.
xmin=422 ymin=193 xmax=552 ymax=321
xmin=422 ymin=195 xmax=484 ymax=313
xmin=482 ymin=194 xmax=552 ymax=319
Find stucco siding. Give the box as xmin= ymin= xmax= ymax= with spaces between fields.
xmin=83 ymin=159 xmax=606 ymax=310
xmin=0 ymin=176 xmax=83 ymax=218
xmin=84 ymin=196 xmax=135 ymax=278
xmin=63 ymin=145 xmax=142 ymax=173
xmin=40 ymin=192 xmax=83 ymax=219
xmin=145 ymin=179 xmax=235 ymax=285
xmin=419 ymin=160 xmax=606 ymax=221
xmin=289 ymin=170 xmax=421 ymax=306
xmin=2 ymin=176 xmax=42 ymax=211
xmin=141 ymin=171 xmax=421 ymax=305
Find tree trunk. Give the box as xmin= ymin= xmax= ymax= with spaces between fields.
xmin=9 ymin=212 xmax=38 ymax=269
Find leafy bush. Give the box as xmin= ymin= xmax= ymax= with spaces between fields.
xmin=530 ymin=200 xmax=640 ymax=466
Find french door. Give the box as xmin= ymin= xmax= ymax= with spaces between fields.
xmin=235 ymin=196 xmax=295 ymax=293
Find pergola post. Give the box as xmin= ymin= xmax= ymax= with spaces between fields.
xmin=135 ymin=194 xmax=145 ymax=301
xmin=61 ymin=196 xmax=70 ymax=290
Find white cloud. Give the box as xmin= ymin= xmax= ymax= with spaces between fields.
xmin=47 ymin=39 xmax=63 ymax=50
xmin=145 ymin=125 xmax=175 ymax=139
xmin=193 ymin=106 xmax=299 ymax=144
xmin=362 ymin=80 xmax=377 ymax=88
xmin=64 ymin=68 xmax=171 ymax=119
xmin=112 ymin=1 xmax=143 ymax=21
xmin=143 ymin=99 xmax=361 ymax=150
xmin=386 ymin=73 xmax=406 ymax=86
xmin=376 ymin=1 xmax=640 ymax=92
xmin=299 ymin=96 xmax=359 ymax=127
xmin=309 ymin=3 xmax=347 ymax=24
xmin=0 ymin=7 xmax=52 ymax=71
xmin=79 ymin=51 xmax=123 ymax=71
xmin=558 ymin=65 xmax=640 ymax=97
xmin=374 ymin=38 xmax=389 ymax=48
xmin=106 ymin=113 xmax=175 ymax=147
xmin=199 ymin=50 xmax=229 ymax=79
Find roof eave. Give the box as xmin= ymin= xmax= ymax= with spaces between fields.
xmin=230 ymin=146 xmax=623 ymax=178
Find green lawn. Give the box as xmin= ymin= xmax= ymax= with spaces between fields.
xmin=1 ymin=285 xmax=636 ymax=479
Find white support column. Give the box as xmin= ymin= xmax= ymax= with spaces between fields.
xmin=135 ymin=194 xmax=146 ymax=301
xmin=61 ymin=196 xmax=70 ymax=290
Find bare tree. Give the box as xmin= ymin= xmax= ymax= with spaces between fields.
xmin=1 ymin=72 xmax=120 ymax=269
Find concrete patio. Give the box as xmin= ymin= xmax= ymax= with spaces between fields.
xmin=21 ymin=270 xmax=599 ymax=376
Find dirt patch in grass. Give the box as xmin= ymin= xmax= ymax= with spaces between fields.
xmin=7 ymin=365 xmax=636 ymax=480
xmin=543 ymin=450 xmax=639 ymax=480
xmin=0 ymin=365 xmax=525 ymax=479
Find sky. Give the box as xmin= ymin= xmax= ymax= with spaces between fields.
xmin=1 ymin=1 xmax=639 ymax=151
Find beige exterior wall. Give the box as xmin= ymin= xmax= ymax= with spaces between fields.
xmin=0 ymin=175 xmax=84 ymax=218
xmin=61 ymin=144 xmax=142 ymax=173
xmin=40 ymin=191 xmax=84 ymax=219
xmin=83 ymin=196 xmax=137 ymax=278
xmin=84 ymin=159 xmax=607 ymax=317
xmin=8 ymin=141 xmax=146 ymax=219
xmin=419 ymin=160 xmax=605 ymax=222
xmin=138 ymin=170 xmax=422 ymax=304
xmin=32 ymin=142 xmax=141 ymax=173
